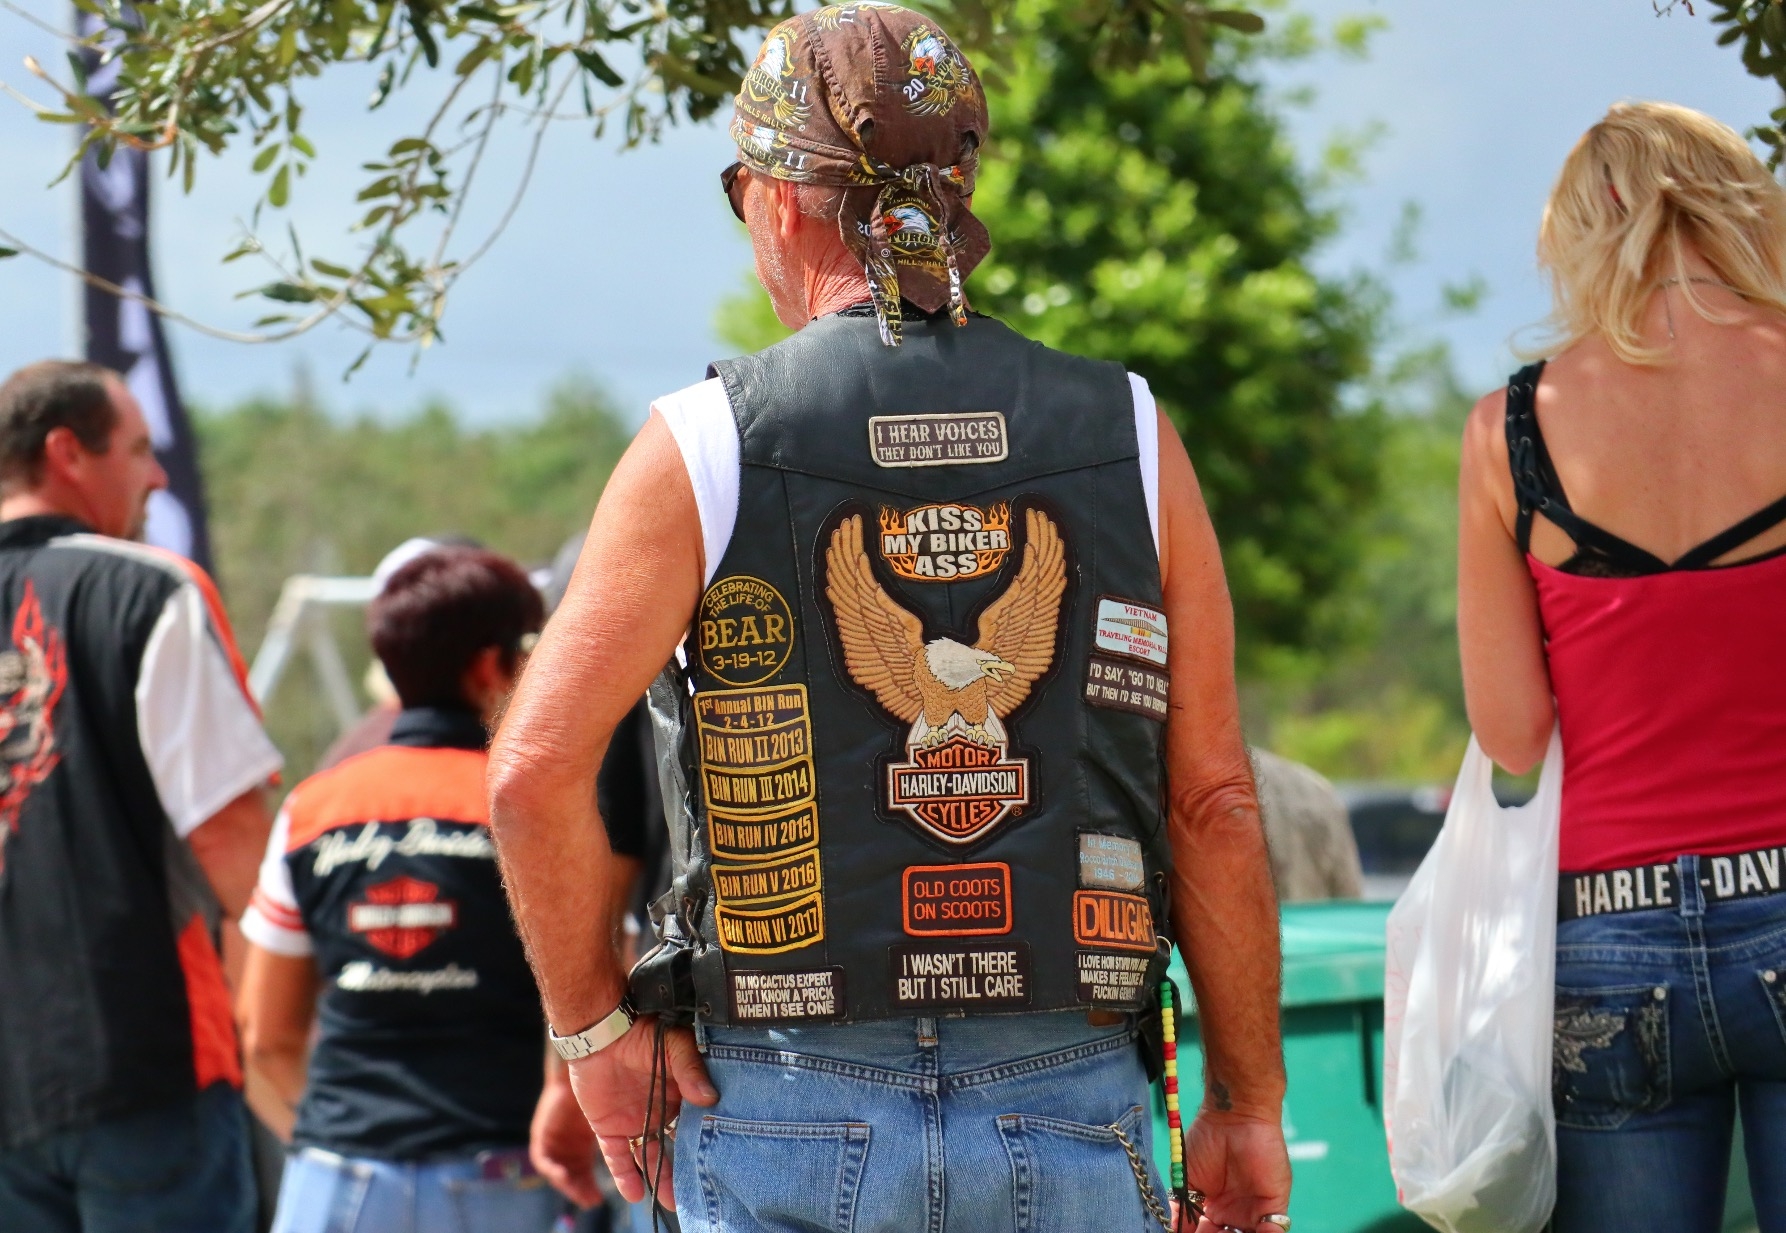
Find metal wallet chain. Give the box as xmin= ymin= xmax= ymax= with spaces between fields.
xmin=1110 ymin=1120 xmax=1176 ymax=1230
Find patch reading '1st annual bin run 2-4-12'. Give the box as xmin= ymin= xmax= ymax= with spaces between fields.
xmin=868 ymin=412 xmax=1008 ymax=468
xmin=696 ymin=683 xmax=825 ymax=954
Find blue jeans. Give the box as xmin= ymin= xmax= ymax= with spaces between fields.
xmin=670 ymin=1009 xmax=1163 ymax=1233
xmin=0 ymin=1081 xmax=255 ymax=1233
xmin=1553 ymin=856 xmax=1786 ymax=1233
xmin=271 ymin=1145 xmax=562 ymax=1233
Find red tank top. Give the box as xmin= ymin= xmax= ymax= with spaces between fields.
xmin=1506 ymin=362 xmax=1786 ymax=872
xmin=1532 ymin=553 xmax=1786 ymax=871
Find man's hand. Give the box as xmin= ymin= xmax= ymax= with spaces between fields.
xmin=570 ymin=1019 xmax=718 ymax=1209
xmin=532 ymin=1065 xmax=603 ymax=1208
xmin=1182 ymin=1112 xmax=1292 ymax=1233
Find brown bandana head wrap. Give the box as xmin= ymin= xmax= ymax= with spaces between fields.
xmin=731 ymin=3 xmax=991 ymax=346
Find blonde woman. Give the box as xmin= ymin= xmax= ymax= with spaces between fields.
xmin=1458 ymin=102 xmax=1786 ymax=1231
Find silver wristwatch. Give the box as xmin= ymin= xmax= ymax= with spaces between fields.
xmin=549 ymin=996 xmax=637 ymax=1061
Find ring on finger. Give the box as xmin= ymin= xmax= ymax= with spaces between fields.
xmin=1262 ymin=1216 xmax=1292 ymax=1232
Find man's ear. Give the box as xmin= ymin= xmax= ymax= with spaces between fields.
xmin=40 ymin=426 xmax=87 ymax=482
xmin=770 ymin=179 xmax=801 ymax=242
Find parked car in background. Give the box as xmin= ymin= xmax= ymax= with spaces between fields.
xmin=1338 ymin=781 xmax=1532 ymax=900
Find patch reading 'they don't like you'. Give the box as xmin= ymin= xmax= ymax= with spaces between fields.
xmin=868 ymin=412 xmax=1008 ymax=468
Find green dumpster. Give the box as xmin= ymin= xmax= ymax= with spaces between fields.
xmin=1152 ymin=900 xmax=1757 ymax=1232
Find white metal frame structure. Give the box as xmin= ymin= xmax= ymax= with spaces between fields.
xmin=247 ymin=575 xmax=379 ymax=731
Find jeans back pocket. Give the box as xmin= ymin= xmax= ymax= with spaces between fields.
xmin=996 ymin=1104 xmax=1160 ymax=1233
xmin=1553 ymin=982 xmax=1672 ymax=1129
xmin=694 ymin=1116 xmax=870 ymax=1233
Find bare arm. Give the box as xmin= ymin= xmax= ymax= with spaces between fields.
xmin=488 ymin=412 xmax=717 ymax=1206
xmin=187 ymin=786 xmax=274 ymax=921
xmin=1458 ymin=390 xmax=1555 ymax=773
xmin=1156 ymin=412 xmax=1290 ymax=1230
xmin=236 ymin=944 xmax=319 ymax=1141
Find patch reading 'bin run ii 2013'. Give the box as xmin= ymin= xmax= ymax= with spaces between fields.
xmin=727 ymin=967 xmax=845 ymax=1023
xmin=889 ymin=941 xmax=1032 ymax=1009
xmin=695 ymin=684 xmax=824 ymax=954
xmin=867 ymin=412 xmax=1008 ymax=468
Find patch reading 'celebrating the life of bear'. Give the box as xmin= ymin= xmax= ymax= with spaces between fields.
xmin=697 ymin=575 xmax=795 ymax=687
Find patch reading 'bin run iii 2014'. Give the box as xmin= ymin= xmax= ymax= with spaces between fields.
xmin=868 ymin=412 xmax=1008 ymax=468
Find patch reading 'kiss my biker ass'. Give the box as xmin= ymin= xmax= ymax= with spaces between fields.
xmin=878 ymin=502 xmax=1011 ymax=581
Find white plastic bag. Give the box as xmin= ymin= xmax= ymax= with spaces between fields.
xmin=1382 ymin=731 xmax=1563 ymax=1233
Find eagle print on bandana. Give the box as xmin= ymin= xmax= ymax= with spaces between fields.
xmin=900 ymin=24 xmax=974 ymax=117
xmin=742 ymin=26 xmax=813 ymax=131
xmin=823 ymin=506 xmax=1065 ymax=846
xmin=0 ymin=582 xmax=67 ymax=877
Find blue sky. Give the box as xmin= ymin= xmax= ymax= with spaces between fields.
xmin=0 ymin=0 xmax=1777 ymax=425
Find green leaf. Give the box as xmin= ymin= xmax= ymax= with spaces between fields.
xmin=311 ymin=258 xmax=355 ymax=278
xmin=1205 ymin=9 xmax=1265 ymax=34
xmin=253 ymin=143 xmax=281 ymax=172
xmin=290 ymin=133 xmax=316 ymax=158
xmin=269 ymin=164 xmax=291 ymax=207
xmin=574 ymin=47 xmax=624 ymax=87
xmin=0 ymin=246 xmax=18 ymax=260
xmin=252 ymin=313 xmax=295 ymax=326
xmin=258 ymin=280 xmax=317 ymax=303
xmin=389 ymin=137 xmax=430 ymax=154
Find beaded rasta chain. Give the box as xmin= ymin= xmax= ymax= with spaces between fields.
xmin=1161 ymin=979 xmax=1187 ymax=1202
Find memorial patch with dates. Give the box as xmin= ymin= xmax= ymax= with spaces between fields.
xmin=890 ymin=941 xmax=1032 ymax=1009
xmin=902 ymin=862 xmax=1012 ymax=936
xmin=868 ymin=412 xmax=1009 ymax=468
xmin=697 ymin=575 xmax=794 ymax=686
xmin=1078 ymin=832 xmax=1147 ymax=892
xmin=696 ymin=684 xmax=824 ymax=954
xmin=728 ymin=968 xmax=845 ymax=1023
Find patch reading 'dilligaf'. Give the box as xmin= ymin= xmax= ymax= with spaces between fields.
xmin=868 ymin=412 xmax=1008 ymax=468
xmin=727 ymin=968 xmax=845 ymax=1023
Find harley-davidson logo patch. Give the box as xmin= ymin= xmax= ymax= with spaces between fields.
xmin=822 ymin=503 xmax=1066 ymax=847
xmin=348 ymin=876 xmax=458 ymax=960
xmin=878 ymin=502 xmax=1010 ymax=582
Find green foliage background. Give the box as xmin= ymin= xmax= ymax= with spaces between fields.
xmin=199 ymin=378 xmax=628 ymax=774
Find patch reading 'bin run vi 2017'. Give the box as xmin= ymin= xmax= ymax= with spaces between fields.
xmin=868 ymin=412 xmax=1008 ymax=468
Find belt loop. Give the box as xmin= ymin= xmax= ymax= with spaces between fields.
xmin=1678 ymin=855 xmax=1704 ymax=918
xmin=916 ymin=1016 xmax=938 ymax=1049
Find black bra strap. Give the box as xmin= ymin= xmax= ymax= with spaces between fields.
xmin=1502 ymin=361 xmax=1670 ymax=573
xmin=1672 ymin=490 xmax=1786 ymax=569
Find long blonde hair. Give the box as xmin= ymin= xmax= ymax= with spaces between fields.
xmin=1533 ymin=101 xmax=1786 ymax=364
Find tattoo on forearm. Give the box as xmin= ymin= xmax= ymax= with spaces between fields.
xmin=1210 ymin=1081 xmax=1233 ymax=1112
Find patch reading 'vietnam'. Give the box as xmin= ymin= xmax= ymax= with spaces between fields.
xmin=878 ymin=502 xmax=1011 ymax=582
xmin=902 ymin=862 xmax=1012 ymax=936
xmin=1078 ymin=832 xmax=1146 ymax=892
xmin=697 ymin=576 xmax=794 ymax=687
xmin=1072 ymin=889 xmax=1157 ymax=953
xmin=1094 ymin=598 xmax=1168 ymax=666
xmin=728 ymin=967 xmax=845 ymax=1023
xmin=1084 ymin=654 xmax=1169 ymax=721
xmin=1076 ymin=950 xmax=1152 ymax=1007
xmin=890 ymin=941 xmax=1031 ymax=1009
xmin=868 ymin=412 xmax=1008 ymax=468
xmin=715 ymin=890 xmax=825 ymax=955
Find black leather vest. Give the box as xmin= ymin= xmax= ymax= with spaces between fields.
xmin=633 ymin=312 xmax=1174 ymax=1026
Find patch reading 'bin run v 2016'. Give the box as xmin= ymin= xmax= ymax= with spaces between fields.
xmin=868 ymin=412 xmax=1008 ymax=468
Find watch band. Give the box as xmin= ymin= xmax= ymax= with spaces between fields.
xmin=550 ymin=997 xmax=637 ymax=1061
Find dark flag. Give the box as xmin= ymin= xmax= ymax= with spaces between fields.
xmin=77 ymin=11 xmax=213 ymax=571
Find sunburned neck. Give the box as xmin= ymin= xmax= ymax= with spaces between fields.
xmin=0 ymin=490 xmax=86 ymax=527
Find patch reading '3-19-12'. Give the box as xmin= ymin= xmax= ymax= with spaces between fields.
xmin=697 ymin=575 xmax=794 ymax=687
xmin=868 ymin=412 xmax=1008 ymax=468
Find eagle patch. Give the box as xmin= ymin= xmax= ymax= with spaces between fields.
xmin=821 ymin=502 xmax=1067 ymax=847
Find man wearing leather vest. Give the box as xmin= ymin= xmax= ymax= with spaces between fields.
xmin=491 ymin=9 xmax=1290 ymax=1231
